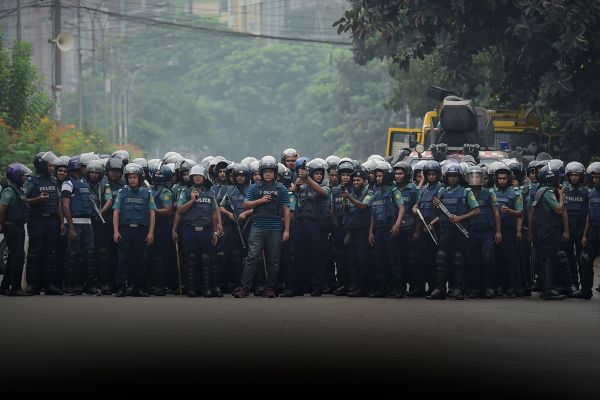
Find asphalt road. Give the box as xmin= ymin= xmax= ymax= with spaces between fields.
xmin=1 ymin=289 xmax=598 ymax=397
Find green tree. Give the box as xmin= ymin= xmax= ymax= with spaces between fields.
xmin=335 ymin=0 xmax=600 ymax=161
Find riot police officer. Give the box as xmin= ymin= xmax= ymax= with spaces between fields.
xmin=173 ymin=165 xmax=219 ymax=298
xmin=0 ymin=164 xmax=32 ymax=296
xmin=531 ymin=162 xmax=581 ymax=300
xmin=414 ymin=161 xmax=443 ymax=295
xmin=220 ymin=163 xmax=253 ymax=292
xmin=61 ymin=156 xmax=96 ymax=295
xmin=292 ymin=158 xmax=330 ymax=296
xmin=234 ymin=156 xmax=290 ymax=298
xmin=24 ymin=151 xmax=63 ymax=295
xmin=466 ymin=165 xmax=502 ymax=299
xmin=580 ymin=162 xmax=600 ymax=299
xmin=428 ymin=163 xmax=480 ymax=300
xmin=393 ymin=161 xmax=420 ymax=296
xmin=369 ymin=160 xmax=405 ymax=298
xmin=563 ymin=162 xmax=589 ymax=290
xmin=147 ymin=163 xmax=175 ymax=296
xmin=329 ymin=158 xmax=351 ymax=296
xmin=113 ymin=163 xmax=156 ymax=297
xmin=493 ymin=163 xmax=525 ymax=297
xmin=103 ymin=157 xmax=126 ymax=291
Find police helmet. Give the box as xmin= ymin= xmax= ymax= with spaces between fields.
xmin=278 ymin=164 xmax=293 ymax=187
xmin=460 ymin=155 xmax=477 ymax=166
xmin=325 ymin=155 xmax=341 ymax=171
xmin=351 ymin=168 xmax=369 ymax=181
xmin=153 ymin=164 xmax=174 ymax=186
xmin=189 ymin=164 xmax=208 ymax=178
xmin=536 ymin=159 xmax=549 ymax=170
xmin=179 ymin=159 xmax=197 ymax=174
xmin=33 ymin=151 xmax=58 ymax=174
xmin=505 ymin=159 xmax=524 ymax=183
xmin=536 ymin=152 xmax=552 ymax=161
xmin=538 ymin=165 xmax=561 ymax=187
xmin=133 ymin=158 xmax=148 ymax=169
xmin=259 ymin=155 xmax=278 ymax=174
xmin=488 ymin=161 xmax=508 ymax=177
xmin=445 ymin=163 xmax=462 ymax=176
xmin=79 ymin=152 xmax=98 ymax=167
xmin=281 ymin=148 xmax=299 ymax=164
xmin=422 ymin=160 xmax=441 ymax=177
xmin=111 ymin=150 xmax=130 ymax=165
xmin=106 ymin=157 xmax=124 ymax=173
xmin=586 ymin=161 xmax=600 ymax=175
xmin=393 ymin=161 xmax=412 ymax=183
xmin=240 ymin=157 xmax=257 ymax=167
xmin=465 ymin=165 xmax=485 ymax=186
xmin=337 ymin=159 xmax=355 ymax=174
xmin=249 ymin=160 xmax=260 ymax=174
xmin=367 ymin=154 xmax=385 ymax=162
xmin=565 ymin=161 xmax=585 ymax=175
xmin=86 ymin=160 xmax=104 ymax=175
xmin=527 ymin=160 xmax=538 ymax=173
xmin=67 ymin=156 xmax=82 ymax=172
xmin=123 ymin=163 xmax=144 ymax=182
xmin=361 ymin=159 xmax=378 ymax=172
xmin=547 ymin=159 xmax=565 ymax=177
xmin=162 ymin=151 xmax=182 ymax=163
xmin=54 ymin=156 xmax=70 ymax=169
xmin=6 ymin=163 xmax=32 ymax=184
xmin=307 ymin=158 xmax=326 ymax=178
xmin=232 ymin=163 xmax=250 ymax=180
xmin=200 ymin=156 xmax=214 ymax=169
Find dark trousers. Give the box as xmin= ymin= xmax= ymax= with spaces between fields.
xmin=4 ymin=222 xmax=25 ymax=290
xmin=294 ymin=219 xmax=326 ymax=292
xmin=564 ymin=223 xmax=585 ymax=286
xmin=417 ymin=227 xmax=439 ymax=291
xmin=27 ymin=216 xmax=59 ymax=289
xmin=374 ymin=226 xmax=402 ymax=289
xmin=436 ymin=227 xmax=468 ymax=290
xmin=241 ymin=228 xmax=282 ymax=289
xmin=116 ymin=226 xmax=147 ymax=289
xmin=330 ymin=223 xmax=348 ymax=288
xmin=581 ymin=227 xmax=600 ymax=292
xmin=146 ymin=223 xmax=171 ymax=288
xmin=398 ymin=228 xmax=418 ymax=290
xmin=348 ymin=227 xmax=370 ymax=290
xmin=469 ymin=228 xmax=495 ymax=291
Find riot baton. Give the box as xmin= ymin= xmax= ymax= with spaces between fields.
xmin=436 ymin=202 xmax=469 ymax=238
xmin=174 ymin=240 xmax=183 ymax=297
xmin=91 ymin=199 xmax=106 ymax=224
xmin=226 ymin=195 xmax=246 ymax=250
xmin=416 ymin=208 xmax=438 ymax=245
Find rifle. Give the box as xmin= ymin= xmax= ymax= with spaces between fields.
xmin=529 ymin=240 xmax=536 ymax=284
xmin=436 ymin=202 xmax=469 ymax=238
xmin=416 ymin=208 xmax=438 ymax=245
xmin=226 ymin=194 xmax=246 ymax=250
xmin=174 ymin=240 xmax=183 ymax=296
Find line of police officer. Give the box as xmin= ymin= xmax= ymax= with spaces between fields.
xmin=0 ymin=148 xmax=598 ymax=300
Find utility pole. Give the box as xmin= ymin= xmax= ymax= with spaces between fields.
xmin=16 ymin=0 xmax=22 ymax=42
xmin=77 ymin=0 xmax=84 ymax=128
xmin=52 ymin=0 xmax=63 ymax=120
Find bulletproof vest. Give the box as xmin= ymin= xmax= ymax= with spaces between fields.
xmin=533 ymin=187 xmax=561 ymax=230
xmin=589 ymin=188 xmax=600 ymax=227
xmin=253 ymin=181 xmax=283 ymax=220
xmin=28 ymin=174 xmax=59 ymax=216
xmin=212 ymin=184 xmax=229 ymax=205
xmin=471 ymin=188 xmax=495 ymax=230
xmin=419 ymin=182 xmax=442 ymax=221
xmin=226 ymin=185 xmax=248 ymax=218
xmin=345 ymin=187 xmax=371 ymax=229
xmin=527 ymin=182 xmax=539 ymax=210
xmin=398 ymin=183 xmax=418 ymax=230
xmin=182 ymin=187 xmax=213 ymax=227
xmin=296 ymin=183 xmax=325 ymax=220
xmin=495 ymin=186 xmax=517 ymax=229
xmin=153 ymin=185 xmax=173 ymax=227
xmin=330 ymin=186 xmax=345 ymax=223
xmin=119 ymin=187 xmax=150 ymax=227
xmin=69 ymin=177 xmax=93 ymax=218
xmin=564 ymin=183 xmax=589 ymax=223
xmin=439 ymin=186 xmax=468 ymax=229
xmin=104 ymin=177 xmax=125 ymax=202
xmin=372 ymin=184 xmax=399 ymax=227
xmin=2 ymin=183 xmax=29 ymax=222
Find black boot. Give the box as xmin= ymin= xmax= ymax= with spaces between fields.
xmin=64 ymin=252 xmax=79 ymax=296
xmin=85 ymin=250 xmax=100 ymax=295
xmin=201 ymin=254 xmax=213 ymax=298
xmin=426 ymin=263 xmax=447 ymax=300
xmin=25 ymin=253 xmax=39 ymax=295
xmin=211 ymin=253 xmax=224 ymax=298
xmin=44 ymin=254 xmax=62 ymax=295
xmin=333 ymin=286 xmax=347 ymax=296
xmin=97 ymin=248 xmax=112 ymax=295
xmin=185 ymin=253 xmax=198 ymax=297
xmin=542 ymin=258 xmax=566 ymax=300
xmin=152 ymin=258 xmax=166 ymax=296
xmin=558 ymin=251 xmax=582 ymax=298
xmin=390 ymin=283 xmax=404 ymax=299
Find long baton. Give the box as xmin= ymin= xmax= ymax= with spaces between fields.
xmin=437 ymin=202 xmax=469 ymax=238
xmin=416 ymin=208 xmax=438 ymax=245
xmin=174 ymin=240 xmax=183 ymax=297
